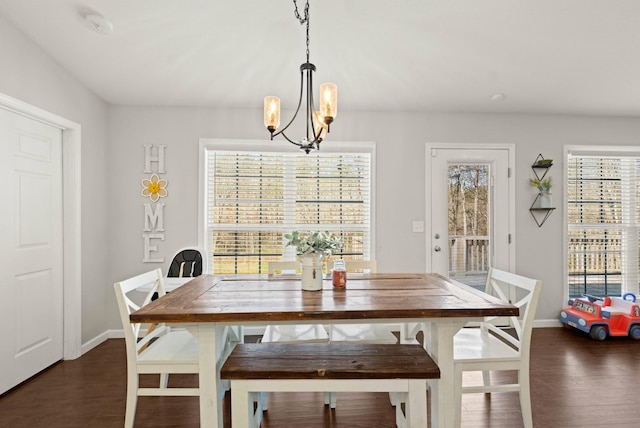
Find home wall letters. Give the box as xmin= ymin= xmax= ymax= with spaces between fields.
xmin=141 ymin=144 xmax=168 ymax=262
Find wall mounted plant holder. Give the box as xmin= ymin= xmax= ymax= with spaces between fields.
xmin=530 ymin=205 xmax=556 ymax=227
xmin=531 ymin=153 xmax=553 ymax=181
xmin=529 ymin=154 xmax=555 ymax=227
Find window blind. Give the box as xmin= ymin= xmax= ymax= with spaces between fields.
xmin=205 ymin=148 xmax=372 ymax=274
xmin=567 ymin=153 xmax=639 ymax=298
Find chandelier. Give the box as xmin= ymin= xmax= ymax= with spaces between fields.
xmin=263 ymin=0 xmax=337 ymax=154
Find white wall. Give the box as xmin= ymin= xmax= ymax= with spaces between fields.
xmin=0 ymin=13 xmax=110 ymax=344
xmin=107 ymin=106 xmax=640 ymax=326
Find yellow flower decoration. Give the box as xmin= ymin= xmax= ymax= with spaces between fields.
xmin=141 ymin=174 xmax=168 ymax=202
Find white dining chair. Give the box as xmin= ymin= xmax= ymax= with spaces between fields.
xmin=323 ymin=260 xmax=398 ymax=408
xmin=115 ymin=268 xmax=246 ymax=427
xmin=326 ymin=259 xmax=377 ymax=274
xmin=114 ymin=268 xmax=201 ymax=427
xmin=266 ymin=260 xmax=300 ymax=275
xmin=260 ymin=261 xmax=330 ymax=410
xmin=262 ymin=260 xmax=329 ymax=344
xmin=325 ymin=260 xmax=397 ymax=345
xmin=452 ymin=267 xmax=542 ymax=428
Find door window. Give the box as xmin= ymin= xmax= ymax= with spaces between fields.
xmin=448 ymin=164 xmax=490 ymax=289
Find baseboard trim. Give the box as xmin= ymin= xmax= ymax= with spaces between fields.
xmin=81 ymin=321 xmax=562 ymax=357
xmin=80 ymin=331 xmax=107 ymax=355
xmin=533 ymin=319 xmax=562 ymax=328
xmin=79 ymin=329 xmax=124 ymax=356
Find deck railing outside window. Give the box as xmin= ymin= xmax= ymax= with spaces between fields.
xmin=567 ymin=153 xmax=639 ymax=298
xmin=448 ymin=236 xmax=489 ymax=290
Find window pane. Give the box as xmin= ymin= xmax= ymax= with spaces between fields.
xmin=567 ymin=229 xmax=622 ymax=297
xmin=212 ymin=231 xmax=283 ymax=274
xmin=567 ymin=157 xmax=622 ymax=224
xmin=447 ymin=163 xmax=490 ymax=290
xmin=296 ymin=203 xmax=365 ymax=224
xmin=206 ymin=148 xmax=372 ymax=274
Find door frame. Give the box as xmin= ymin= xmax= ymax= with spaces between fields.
xmin=425 ymin=143 xmax=516 ymax=274
xmin=0 ymin=93 xmax=82 ymax=360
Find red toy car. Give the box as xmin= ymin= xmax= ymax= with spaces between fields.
xmin=559 ymin=294 xmax=640 ymax=340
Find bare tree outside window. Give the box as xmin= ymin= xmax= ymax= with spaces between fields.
xmin=448 ymin=164 xmax=490 ymax=290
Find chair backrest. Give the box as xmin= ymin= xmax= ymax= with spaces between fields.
xmin=327 ymin=260 xmax=377 ymax=273
xmin=114 ymin=268 xmax=169 ymax=364
xmin=167 ymin=247 xmax=208 ymax=277
xmin=268 ymin=261 xmax=301 ymax=274
xmin=482 ymin=267 xmax=541 ymax=355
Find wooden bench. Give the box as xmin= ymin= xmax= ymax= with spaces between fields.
xmin=221 ymin=343 xmax=440 ymax=428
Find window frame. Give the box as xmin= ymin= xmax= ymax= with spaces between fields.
xmin=563 ymin=145 xmax=640 ymax=300
xmin=198 ymin=139 xmax=376 ymax=273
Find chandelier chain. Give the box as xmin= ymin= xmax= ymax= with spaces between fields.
xmin=293 ymin=0 xmax=310 ymax=61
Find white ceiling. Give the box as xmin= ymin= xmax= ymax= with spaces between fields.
xmin=2 ymin=0 xmax=640 ymax=116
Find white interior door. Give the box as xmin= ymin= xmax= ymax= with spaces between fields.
xmin=0 ymin=108 xmax=63 ymax=394
xmin=427 ymin=145 xmax=513 ymax=290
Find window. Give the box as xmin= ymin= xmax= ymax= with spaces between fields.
xmin=567 ymin=149 xmax=640 ymax=298
xmin=201 ymin=141 xmax=374 ymax=274
xmin=447 ymin=163 xmax=490 ymax=290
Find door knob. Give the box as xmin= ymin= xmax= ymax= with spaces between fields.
xmin=434 ymin=246 xmax=441 ymax=252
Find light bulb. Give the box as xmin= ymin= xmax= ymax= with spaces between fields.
xmin=263 ymin=97 xmax=280 ymax=132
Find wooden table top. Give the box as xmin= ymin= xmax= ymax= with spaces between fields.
xmin=130 ymin=273 xmax=518 ymax=324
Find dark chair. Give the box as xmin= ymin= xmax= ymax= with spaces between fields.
xmin=151 ymin=247 xmax=208 ymax=299
xmin=167 ymin=247 xmax=207 ymax=277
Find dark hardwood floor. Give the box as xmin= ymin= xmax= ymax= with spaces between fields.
xmin=1 ymin=327 xmax=639 ymax=427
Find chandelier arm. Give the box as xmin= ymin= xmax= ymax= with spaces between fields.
xmin=313 ymin=128 xmax=323 ymax=144
xmin=270 ymin=68 xmax=306 ymax=139
xmin=281 ymin=131 xmax=314 ymax=154
xmin=305 ymin=63 xmax=312 ymax=142
xmin=306 ymin=64 xmax=322 ymax=144
xmin=280 ymin=131 xmax=303 ymax=147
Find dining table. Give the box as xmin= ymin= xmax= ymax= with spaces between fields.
xmin=130 ymin=272 xmax=518 ymax=428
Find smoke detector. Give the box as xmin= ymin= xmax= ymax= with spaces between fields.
xmin=84 ymin=14 xmax=113 ymax=35
xmin=491 ymin=93 xmax=506 ymax=102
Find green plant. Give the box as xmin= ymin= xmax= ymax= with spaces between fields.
xmin=284 ymin=231 xmax=343 ymax=256
xmin=530 ymin=177 xmax=552 ymax=192
xmin=535 ymin=158 xmax=553 ymax=167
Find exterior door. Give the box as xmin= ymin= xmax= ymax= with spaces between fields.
xmin=0 ymin=107 xmax=64 ymax=393
xmin=427 ymin=145 xmax=513 ymax=290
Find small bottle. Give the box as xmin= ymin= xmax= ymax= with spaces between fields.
xmin=332 ymin=259 xmax=347 ymax=288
